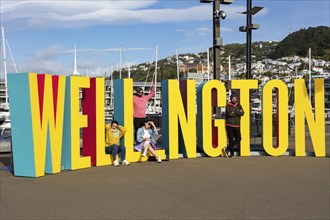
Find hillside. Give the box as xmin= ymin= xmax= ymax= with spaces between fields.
xmin=272 ymin=26 xmax=330 ymax=60
xmin=112 ymin=26 xmax=330 ymax=81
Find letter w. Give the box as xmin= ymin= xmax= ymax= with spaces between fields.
xmin=29 ymin=74 xmax=66 ymax=176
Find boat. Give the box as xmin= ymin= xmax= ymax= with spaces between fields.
xmin=0 ymin=26 xmax=18 ymax=133
xmin=0 ymin=103 xmax=9 ymax=123
xmin=0 ymin=27 xmax=10 ymax=125
xmin=0 ymin=111 xmax=9 ymax=124
xmin=0 ymin=119 xmax=10 ymax=130
xmin=0 ymin=119 xmax=11 ymax=137
xmin=251 ymin=98 xmax=262 ymax=114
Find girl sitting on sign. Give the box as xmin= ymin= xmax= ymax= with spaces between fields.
xmin=134 ymin=120 xmax=162 ymax=163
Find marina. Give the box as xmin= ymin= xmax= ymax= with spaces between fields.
xmin=0 ymin=13 xmax=329 ymax=155
xmin=1 ymin=38 xmax=330 ymax=153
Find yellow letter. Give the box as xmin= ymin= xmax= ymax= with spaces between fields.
xmin=231 ymin=79 xmax=258 ymax=156
xmin=95 ymin=78 xmax=111 ymax=166
xmin=262 ymin=80 xmax=288 ymax=156
xmin=72 ymin=76 xmax=90 ymax=169
xmin=29 ymin=74 xmax=66 ymax=176
xmin=295 ymin=79 xmax=325 ymax=157
xmin=114 ymin=79 xmax=135 ymax=161
xmin=197 ymin=80 xmax=226 ymax=157
xmin=62 ymin=76 xmax=91 ymax=170
xmin=162 ymin=80 xmax=196 ymax=159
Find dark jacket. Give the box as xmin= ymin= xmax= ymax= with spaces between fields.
xmin=225 ymin=102 xmax=244 ymax=127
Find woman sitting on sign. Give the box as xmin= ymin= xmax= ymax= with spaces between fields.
xmin=134 ymin=120 xmax=162 ymax=163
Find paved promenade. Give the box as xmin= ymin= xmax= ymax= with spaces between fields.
xmin=1 ymin=153 xmax=329 ymax=220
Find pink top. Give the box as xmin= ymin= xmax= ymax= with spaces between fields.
xmin=133 ymin=85 xmax=155 ymax=118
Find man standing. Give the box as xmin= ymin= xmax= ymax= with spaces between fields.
xmin=105 ymin=121 xmax=130 ymax=166
xmin=133 ymin=82 xmax=155 ymax=141
xmin=225 ymin=93 xmax=244 ymax=158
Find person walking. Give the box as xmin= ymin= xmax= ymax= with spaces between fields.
xmin=105 ymin=120 xmax=130 ymax=166
xmin=225 ymin=93 xmax=244 ymax=158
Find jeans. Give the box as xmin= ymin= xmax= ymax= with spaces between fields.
xmin=105 ymin=144 xmax=126 ymax=161
xmin=226 ymin=126 xmax=241 ymax=156
xmin=134 ymin=117 xmax=146 ymax=141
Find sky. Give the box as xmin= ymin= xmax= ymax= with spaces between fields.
xmin=0 ymin=0 xmax=329 ymax=78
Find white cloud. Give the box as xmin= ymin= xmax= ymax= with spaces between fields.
xmin=64 ymin=48 xmax=96 ymax=54
xmin=2 ymin=1 xmax=254 ymax=29
xmin=29 ymin=45 xmax=96 ymax=60
xmin=174 ymin=28 xmax=210 ymax=36
xmin=76 ymin=60 xmax=140 ymax=77
xmin=17 ymin=44 xmax=141 ymax=76
xmin=2 ymin=1 xmax=156 ymax=29
xmin=22 ymin=59 xmax=70 ymax=75
xmin=100 ymin=47 xmax=152 ymax=52
xmin=175 ymin=27 xmax=232 ymax=36
xmin=1 ymin=1 xmax=270 ymax=76
xmin=222 ymin=27 xmax=234 ymax=32
xmin=32 ymin=45 xmax=66 ymax=60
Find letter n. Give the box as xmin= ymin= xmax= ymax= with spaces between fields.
xmin=294 ymin=79 xmax=325 ymax=157
xmin=162 ymin=80 xmax=196 ymax=159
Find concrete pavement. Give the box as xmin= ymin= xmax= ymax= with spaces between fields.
xmin=1 ymin=154 xmax=329 ymax=220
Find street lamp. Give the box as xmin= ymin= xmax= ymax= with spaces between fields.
xmin=239 ymin=0 xmax=263 ymax=79
xmin=201 ymin=0 xmax=233 ymax=118
xmin=200 ymin=0 xmax=233 ymax=81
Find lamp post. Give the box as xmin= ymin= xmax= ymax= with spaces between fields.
xmin=239 ymin=0 xmax=263 ymax=79
xmin=201 ymin=0 xmax=232 ymax=118
xmin=200 ymin=0 xmax=233 ymax=81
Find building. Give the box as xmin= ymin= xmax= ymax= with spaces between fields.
xmin=314 ymin=59 xmax=326 ymax=67
xmin=179 ymin=61 xmax=213 ymax=74
xmin=183 ymin=72 xmax=210 ymax=87
xmin=0 ymin=81 xmax=7 ymax=107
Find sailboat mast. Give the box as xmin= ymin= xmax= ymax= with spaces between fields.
xmin=308 ymin=48 xmax=312 ymax=101
xmin=176 ymin=48 xmax=179 ymax=80
xmin=1 ymin=26 xmax=8 ymax=104
xmin=74 ymin=44 xmax=77 ymax=72
xmin=207 ymin=48 xmax=210 ymax=80
xmin=228 ymin=55 xmax=232 ymax=99
xmin=119 ymin=45 xmax=122 ymax=79
xmin=73 ymin=44 xmax=79 ymax=75
xmin=6 ymin=38 xmax=18 ymax=73
xmin=110 ymin=64 xmax=114 ymax=109
xmin=154 ymin=44 xmax=158 ymax=110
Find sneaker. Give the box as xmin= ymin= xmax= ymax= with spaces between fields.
xmin=113 ymin=160 xmax=119 ymax=167
xmin=222 ymin=147 xmax=228 ymax=158
xmin=230 ymin=156 xmax=236 ymax=159
xmin=122 ymin=160 xmax=130 ymax=166
xmin=157 ymin=157 xmax=162 ymax=163
xmin=142 ymin=152 xmax=147 ymax=157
